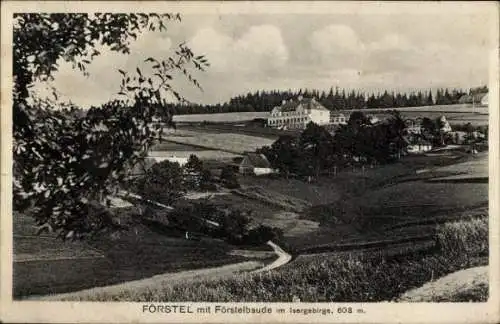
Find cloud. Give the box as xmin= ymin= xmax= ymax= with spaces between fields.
xmin=367 ymin=33 xmax=413 ymax=51
xmin=31 ymin=31 xmax=174 ymax=108
xmin=311 ymin=24 xmax=364 ymax=54
xmin=30 ymin=13 xmax=491 ymax=106
xmin=189 ymin=24 xmax=289 ymax=74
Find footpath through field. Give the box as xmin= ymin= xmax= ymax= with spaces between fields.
xmin=251 ymin=241 xmax=292 ymax=273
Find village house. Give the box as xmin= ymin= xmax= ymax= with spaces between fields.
xmin=406 ymin=140 xmax=433 ymax=154
xmin=330 ymin=113 xmax=347 ymax=125
xmin=239 ymin=153 xmax=274 ymax=176
xmin=267 ymin=96 xmax=330 ymax=129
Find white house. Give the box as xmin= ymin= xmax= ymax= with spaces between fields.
xmin=267 ymin=96 xmax=330 ymax=129
xmin=330 ymin=113 xmax=347 ymax=125
xmin=239 ymin=153 xmax=274 ymax=176
xmin=407 ymin=143 xmax=433 ymax=154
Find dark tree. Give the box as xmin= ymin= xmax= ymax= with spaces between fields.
xmin=135 ymin=160 xmax=185 ymax=206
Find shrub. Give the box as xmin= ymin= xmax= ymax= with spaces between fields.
xmin=244 ymin=225 xmax=284 ymax=245
xmin=220 ymin=166 xmax=240 ymax=189
xmin=134 ymin=160 xmax=185 ymax=205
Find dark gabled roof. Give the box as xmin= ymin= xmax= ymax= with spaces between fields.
xmin=243 ymin=153 xmax=271 ymax=168
xmin=276 ymin=97 xmax=328 ymax=112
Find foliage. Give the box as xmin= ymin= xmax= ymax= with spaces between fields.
xmin=200 ymin=169 xmax=217 ymax=191
xmin=299 ymin=122 xmax=336 ymax=176
xmin=168 ymin=201 xmax=280 ymax=245
xmin=220 ymin=166 xmax=240 ymax=189
xmin=71 ymin=216 xmax=488 ymax=302
xmin=134 ymin=160 xmax=185 ymax=205
xmin=259 ymin=113 xmax=408 ymax=179
xmin=13 ymin=13 xmax=208 ymax=238
xmin=182 ymin=154 xmax=204 ymax=190
xmin=244 ymin=225 xmax=284 ymax=245
xmin=158 ymin=86 xmax=487 ymax=116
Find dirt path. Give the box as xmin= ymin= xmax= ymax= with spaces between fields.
xmin=251 ymin=241 xmax=292 ymax=273
xmin=397 ymin=266 xmax=488 ymax=302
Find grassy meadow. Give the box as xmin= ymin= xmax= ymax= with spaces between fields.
xmin=13 ymin=211 xmax=250 ymax=298
xmin=55 ymin=215 xmax=488 ymax=302
xmin=163 ymin=132 xmax=274 ymax=154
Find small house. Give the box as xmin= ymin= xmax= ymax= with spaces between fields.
xmin=330 ymin=113 xmax=347 ymax=125
xmin=406 ymin=139 xmax=433 ymax=154
xmin=239 ymin=153 xmax=274 ymax=176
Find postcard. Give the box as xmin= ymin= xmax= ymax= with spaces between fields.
xmin=1 ymin=1 xmax=499 ymax=323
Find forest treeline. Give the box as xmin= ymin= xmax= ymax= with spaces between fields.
xmin=166 ymin=86 xmax=488 ymax=115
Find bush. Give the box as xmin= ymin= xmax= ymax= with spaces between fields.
xmin=220 ymin=166 xmax=240 ymax=189
xmin=134 ymin=160 xmax=185 ymax=205
xmin=244 ymin=225 xmax=284 ymax=245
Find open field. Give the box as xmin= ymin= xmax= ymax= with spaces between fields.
xmin=13 ymin=212 xmax=248 ymax=298
xmin=173 ymin=112 xmax=269 ymax=123
xmin=149 ymin=150 xmax=240 ymax=161
xmin=232 ymin=149 xmax=486 ymax=250
xmin=60 ymin=216 xmax=487 ymax=302
xmin=163 ymin=132 xmax=275 ymax=154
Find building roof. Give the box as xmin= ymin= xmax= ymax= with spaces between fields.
xmin=275 ymin=97 xmax=328 ymax=113
xmin=242 ymin=153 xmax=271 ymax=168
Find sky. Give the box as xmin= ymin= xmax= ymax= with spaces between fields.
xmin=31 ymin=5 xmax=495 ymax=107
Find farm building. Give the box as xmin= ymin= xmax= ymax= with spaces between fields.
xmin=239 ymin=153 xmax=274 ymax=176
xmin=406 ymin=141 xmax=433 ymax=154
xmin=267 ymin=96 xmax=330 ymax=129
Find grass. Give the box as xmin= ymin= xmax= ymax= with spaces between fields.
xmin=173 ymin=112 xmax=270 ymax=123
xmin=231 ymin=186 xmax=311 ymax=212
xmin=13 ymin=211 xmax=248 ymax=299
xmin=164 ymin=132 xmax=274 ymax=154
xmin=303 ymin=152 xmax=488 ymax=232
xmin=59 ymin=215 xmax=488 ymax=302
xmin=148 ymin=149 xmax=240 ymax=161
xmin=150 ymin=140 xmax=208 ymax=151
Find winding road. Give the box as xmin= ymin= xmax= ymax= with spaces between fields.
xmin=251 ymin=241 xmax=292 ymax=273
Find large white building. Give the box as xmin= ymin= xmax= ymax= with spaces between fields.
xmin=267 ymin=96 xmax=330 ymax=129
